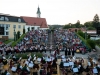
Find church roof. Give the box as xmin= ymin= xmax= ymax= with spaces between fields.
xmin=21 ymin=16 xmax=48 ymax=28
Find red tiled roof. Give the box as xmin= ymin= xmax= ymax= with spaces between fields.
xmin=21 ymin=16 xmax=48 ymax=28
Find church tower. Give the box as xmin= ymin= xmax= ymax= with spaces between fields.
xmin=37 ymin=6 xmax=41 ymax=18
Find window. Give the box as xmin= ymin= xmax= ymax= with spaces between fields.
xmin=6 ymin=24 xmax=9 ymax=30
xmin=6 ymin=32 xmax=9 ymax=35
xmin=18 ymin=25 xmax=21 ymax=29
xmin=13 ymin=25 xmax=16 ymax=28
xmin=1 ymin=24 xmax=4 ymax=27
xmin=23 ymin=26 xmax=25 ymax=28
xmin=8 ymin=24 xmax=10 ymax=27
xmin=18 ymin=18 xmax=21 ymax=22
xmin=38 ymin=27 xmax=40 ymax=30
xmin=0 ymin=17 xmax=4 ymax=20
xmin=5 ymin=17 xmax=9 ymax=21
xmin=0 ymin=27 xmax=4 ymax=35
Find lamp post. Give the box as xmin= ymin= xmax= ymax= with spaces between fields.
xmin=85 ymin=26 xmax=87 ymax=41
xmin=14 ymin=27 xmax=16 ymax=41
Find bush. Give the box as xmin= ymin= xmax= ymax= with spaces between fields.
xmin=87 ymin=39 xmax=96 ymax=49
xmin=11 ymin=33 xmax=27 ymax=47
xmin=76 ymin=33 xmax=92 ymax=51
xmin=23 ymin=28 xmax=25 ymax=34
xmin=3 ymin=53 xmax=43 ymax=59
xmin=77 ymin=31 xmax=85 ymax=39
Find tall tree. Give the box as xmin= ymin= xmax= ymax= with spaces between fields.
xmin=75 ymin=20 xmax=80 ymax=28
xmin=17 ymin=31 xmax=20 ymax=39
xmin=93 ymin=14 xmax=99 ymax=28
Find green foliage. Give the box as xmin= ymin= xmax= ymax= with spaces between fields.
xmin=4 ymin=40 xmax=12 ymax=44
xmin=23 ymin=28 xmax=25 ymax=34
xmin=87 ymin=27 xmax=96 ymax=30
xmin=77 ymin=30 xmax=85 ymax=39
xmin=87 ymin=39 xmax=96 ymax=49
xmin=11 ymin=33 xmax=27 ymax=47
xmin=63 ymin=25 xmax=71 ymax=29
xmin=93 ymin=14 xmax=99 ymax=28
xmin=84 ymin=21 xmax=93 ymax=27
xmin=3 ymin=53 xmax=43 ymax=59
xmin=94 ymin=39 xmax=100 ymax=47
xmin=76 ymin=33 xmax=91 ymax=51
xmin=87 ymin=34 xmax=90 ymax=39
xmin=16 ymin=33 xmax=17 ymax=41
xmin=17 ymin=31 xmax=20 ymax=39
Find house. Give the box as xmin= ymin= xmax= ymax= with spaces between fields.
xmin=0 ymin=13 xmax=26 ymax=40
xmin=21 ymin=16 xmax=49 ymax=32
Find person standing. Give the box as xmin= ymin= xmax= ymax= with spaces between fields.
xmin=65 ymin=47 xmax=67 ymax=56
xmin=68 ymin=48 xmax=71 ymax=56
xmin=72 ymin=48 xmax=75 ymax=56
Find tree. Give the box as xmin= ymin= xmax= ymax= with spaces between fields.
xmin=87 ymin=27 xmax=95 ymax=30
xmin=84 ymin=21 xmax=93 ymax=27
xmin=77 ymin=30 xmax=85 ymax=38
xmin=23 ymin=28 xmax=25 ymax=34
xmin=93 ymin=14 xmax=99 ymax=28
xmin=17 ymin=31 xmax=20 ymax=39
xmin=75 ymin=20 xmax=81 ymax=28
xmin=16 ymin=33 xmax=18 ymax=41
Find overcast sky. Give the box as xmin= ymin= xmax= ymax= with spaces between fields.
xmin=0 ymin=0 xmax=100 ymax=25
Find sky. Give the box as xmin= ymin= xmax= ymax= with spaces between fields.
xmin=0 ymin=0 xmax=100 ymax=25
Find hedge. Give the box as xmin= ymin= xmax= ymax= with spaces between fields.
xmin=4 ymin=53 xmax=43 ymax=59
xmin=76 ymin=33 xmax=92 ymax=51
xmin=4 ymin=40 xmax=13 ymax=44
xmin=87 ymin=39 xmax=96 ymax=49
xmin=11 ymin=33 xmax=27 ymax=47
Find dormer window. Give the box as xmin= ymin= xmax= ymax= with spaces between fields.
xmin=0 ymin=16 xmax=4 ymax=20
xmin=18 ymin=18 xmax=21 ymax=22
xmin=34 ymin=23 xmax=36 ymax=24
xmin=5 ymin=17 xmax=9 ymax=21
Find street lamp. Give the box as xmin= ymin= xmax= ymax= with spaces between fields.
xmin=14 ymin=27 xmax=16 ymax=41
xmin=85 ymin=26 xmax=87 ymax=41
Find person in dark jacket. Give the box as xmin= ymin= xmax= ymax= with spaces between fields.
xmin=65 ymin=47 xmax=67 ymax=56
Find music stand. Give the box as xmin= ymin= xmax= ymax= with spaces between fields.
xmin=62 ymin=59 xmax=66 ymax=62
xmin=37 ymin=58 xmax=41 ymax=62
xmin=73 ymin=68 xmax=78 ymax=73
xmin=63 ymin=62 xmax=69 ymax=67
xmin=69 ymin=62 xmax=74 ymax=66
xmin=93 ymin=68 xmax=98 ymax=74
xmin=28 ymin=63 xmax=34 ymax=68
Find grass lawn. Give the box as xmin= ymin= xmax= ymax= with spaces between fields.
xmin=4 ymin=40 xmax=13 ymax=44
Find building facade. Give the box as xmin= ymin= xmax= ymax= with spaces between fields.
xmin=0 ymin=14 xmax=26 ymax=40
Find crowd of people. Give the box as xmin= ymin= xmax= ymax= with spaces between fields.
xmin=0 ymin=29 xmax=100 ymax=75
xmin=0 ymin=30 xmax=49 ymax=55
